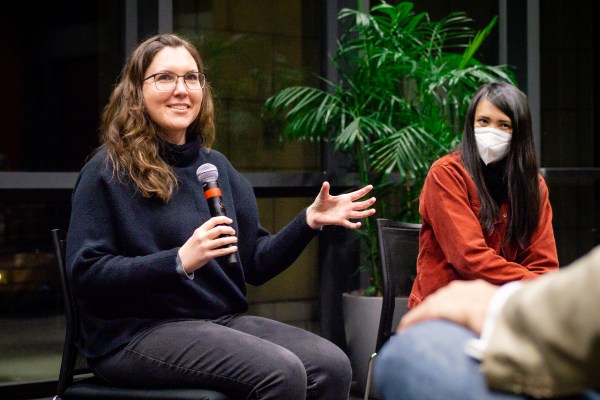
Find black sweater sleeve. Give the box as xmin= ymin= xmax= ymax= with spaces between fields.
xmin=217 ymin=157 xmax=319 ymax=285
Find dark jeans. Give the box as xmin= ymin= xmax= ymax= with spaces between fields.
xmin=374 ymin=320 xmax=600 ymax=400
xmin=89 ymin=315 xmax=352 ymax=400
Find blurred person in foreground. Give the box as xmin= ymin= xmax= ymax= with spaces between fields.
xmin=410 ymin=82 xmax=558 ymax=308
xmin=66 ymin=33 xmax=376 ymax=399
xmin=374 ymin=245 xmax=600 ymax=399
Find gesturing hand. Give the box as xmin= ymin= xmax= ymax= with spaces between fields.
xmin=178 ymin=216 xmax=238 ymax=274
xmin=306 ymin=181 xmax=376 ymax=230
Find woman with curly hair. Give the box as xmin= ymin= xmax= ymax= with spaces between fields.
xmin=67 ymin=33 xmax=375 ymax=399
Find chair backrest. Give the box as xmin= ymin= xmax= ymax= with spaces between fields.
xmin=51 ymin=229 xmax=231 ymax=400
xmin=374 ymin=218 xmax=421 ymax=352
xmin=52 ymin=228 xmax=91 ymax=397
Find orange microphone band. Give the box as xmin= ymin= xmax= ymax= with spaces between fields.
xmin=204 ymin=187 xmax=222 ymax=199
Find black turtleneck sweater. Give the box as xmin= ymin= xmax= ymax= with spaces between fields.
xmin=66 ymin=139 xmax=318 ymax=359
xmin=482 ymin=158 xmax=508 ymax=205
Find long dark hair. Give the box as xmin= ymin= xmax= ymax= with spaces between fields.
xmin=460 ymin=82 xmax=540 ymax=248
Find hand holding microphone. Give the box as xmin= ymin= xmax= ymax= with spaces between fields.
xmin=196 ymin=163 xmax=240 ymax=267
xmin=177 ymin=164 xmax=239 ymax=273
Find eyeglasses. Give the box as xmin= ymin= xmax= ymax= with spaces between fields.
xmin=143 ymin=72 xmax=206 ymax=91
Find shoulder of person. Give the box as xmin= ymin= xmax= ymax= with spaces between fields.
xmin=77 ymin=148 xmax=113 ymax=181
xmin=201 ymin=148 xmax=232 ymax=169
xmin=536 ymin=172 xmax=549 ymax=186
xmin=423 ymin=151 xmax=475 ymax=193
xmin=429 ymin=151 xmax=466 ymax=176
xmin=72 ymin=148 xmax=117 ymax=198
xmin=535 ymin=172 xmax=551 ymax=196
xmin=201 ymin=148 xmax=252 ymax=188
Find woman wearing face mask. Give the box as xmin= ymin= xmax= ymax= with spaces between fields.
xmin=408 ymin=82 xmax=558 ymax=308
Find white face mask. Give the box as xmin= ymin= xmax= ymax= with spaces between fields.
xmin=474 ymin=127 xmax=512 ymax=165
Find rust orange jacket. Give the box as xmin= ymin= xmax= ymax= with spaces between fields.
xmin=409 ymin=152 xmax=559 ymax=308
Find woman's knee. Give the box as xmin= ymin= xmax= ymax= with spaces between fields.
xmin=374 ymin=334 xmax=411 ymax=390
xmin=319 ymin=343 xmax=352 ymax=385
xmin=303 ymin=339 xmax=352 ymax=399
xmin=254 ymin=350 xmax=307 ymax=398
xmin=374 ymin=320 xmax=484 ymax=399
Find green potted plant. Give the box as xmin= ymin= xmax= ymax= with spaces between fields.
xmin=263 ymin=0 xmax=514 ymax=295
xmin=263 ymin=1 xmax=515 ymax=393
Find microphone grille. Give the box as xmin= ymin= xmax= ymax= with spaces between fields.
xmin=196 ymin=163 xmax=219 ymax=183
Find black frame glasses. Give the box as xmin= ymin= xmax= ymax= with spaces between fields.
xmin=143 ymin=72 xmax=206 ymax=91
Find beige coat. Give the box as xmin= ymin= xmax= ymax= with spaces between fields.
xmin=482 ymin=246 xmax=600 ymax=398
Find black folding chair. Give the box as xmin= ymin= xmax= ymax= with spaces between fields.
xmin=51 ymin=228 xmax=231 ymax=400
xmin=363 ymin=219 xmax=421 ymax=400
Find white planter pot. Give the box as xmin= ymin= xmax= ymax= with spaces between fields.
xmin=342 ymin=292 xmax=410 ymax=398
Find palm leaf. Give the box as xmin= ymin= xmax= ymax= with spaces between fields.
xmin=262 ymin=0 xmax=517 ymax=295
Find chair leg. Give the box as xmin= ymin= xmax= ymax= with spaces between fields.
xmin=363 ymin=352 xmax=377 ymax=400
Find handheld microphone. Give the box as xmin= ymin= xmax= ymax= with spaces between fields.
xmin=196 ymin=163 xmax=239 ymax=266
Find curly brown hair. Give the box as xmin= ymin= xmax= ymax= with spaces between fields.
xmin=100 ymin=34 xmax=215 ymax=202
